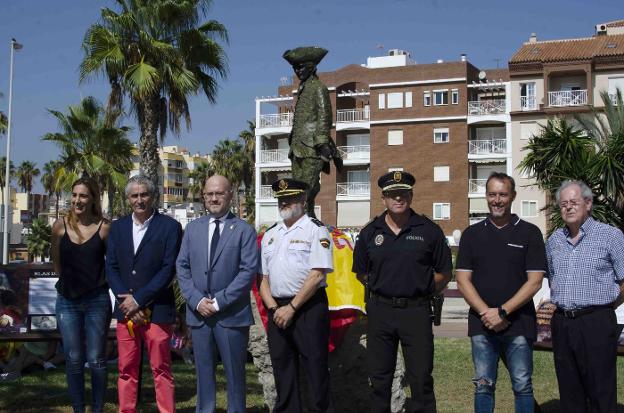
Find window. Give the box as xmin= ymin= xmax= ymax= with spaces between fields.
xmin=387 ymin=92 xmax=403 ymax=109
xmin=405 ymin=92 xmax=413 ymax=108
xmin=424 ymin=91 xmax=431 ymax=106
xmin=608 ymin=76 xmax=624 ymax=103
xmin=433 ymin=203 xmax=451 ymax=220
xmin=434 ymin=90 xmax=448 ymax=105
xmin=520 ymin=82 xmax=536 ymax=110
xmin=451 ymin=89 xmax=459 ymax=105
xmin=521 ymin=200 xmax=538 ymax=217
xmin=434 ymin=128 xmax=449 ymax=143
xmin=520 ymin=121 xmax=539 ymax=140
xmin=388 ymin=129 xmax=403 ymax=145
xmin=378 ymin=93 xmax=386 ymax=109
xmin=433 ymin=166 xmax=450 ymax=182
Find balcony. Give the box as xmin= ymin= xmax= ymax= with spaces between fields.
xmin=259 ymin=149 xmax=289 ymax=164
xmin=336 ymin=182 xmax=370 ymax=198
xmin=337 ymin=145 xmax=370 ymax=163
xmin=548 ymin=90 xmax=587 ymax=107
xmin=468 ymin=139 xmax=507 ymax=156
xmin=609 ymin=92 xmax=620 ymax=105
xmin=258 ymin=113 xmax=293 ymax=128
xmin=468 ymin=99 xmax=506 ymax=115
xmin=259 ymin=185 xmax=273 ymax=199
xmin=468 ymin=179 xmax=487 ymax=195
xmin=520 ymin=96 xmax=536 ymax=111
xmin=336 ymin=108 xmax=370 ymax=123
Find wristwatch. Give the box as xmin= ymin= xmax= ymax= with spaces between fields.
xmin=498 ymin=306 xmax=508 ymax=320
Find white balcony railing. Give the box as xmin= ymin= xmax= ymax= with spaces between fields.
xmin=258 ymin=112 xmax=293 ymax=128
xmin=336 ymin=182 xmax=370 ymax=197
xmin=468 ymin=99 xmax=506 ymax=115
xmin=521 ymin=96 xmax=536 ymax=110
xmin=469 ymin=179 xmax=487 ymax=194
xmin=337 ymin=145 xmax=370 ymax=161
xmin=259 ymin=149 xmax=289 ymax=164
xmin=336 ymin=108 xmax=370 ymax=123
xmin=468 ymin=139 xmax=507 ymax=155
xmin=609 ymin=92 xmax=620 ymax=105
xmin=548 ymin=90 xmax=588 ymax=107
xmin=259 ymin=185 xmax=273 ymax=199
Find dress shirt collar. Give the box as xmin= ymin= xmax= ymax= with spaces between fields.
xmin=562 ymin=216 xmax=595 ymax=240
xmin=132 ymin=210 xmax=155 ymax=229
xmin=278 ymin=213 xmax=309 ymax=232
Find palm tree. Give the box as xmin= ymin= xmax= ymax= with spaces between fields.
xmin=519 ymin=89 xmax=624 ymax=232
xmin=0 ymin=92 xmax=7 ymax=136
xmin=211 ymin=139 xmax=245 ymax=216
xmin=16 ymin=161 xmax=40 ymax=194
xmin=41 ymin=160 xmax=63 ymax=219
xmin=80 ymin=0 xmax=229 ymax=189
xmin=43 ymin=96 xmax=133 ymax=216
xmin=26 ymin=217 xmax=51 ymax=262
xmin=188 ymin=161 xmax=214 ymax=203
xmin=0 ymin=157 xmax=15 ymax=205
xmin=238 ymin=120 xmax=256 ymax=222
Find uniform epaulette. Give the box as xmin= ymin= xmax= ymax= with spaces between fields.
xmin=310 ymin=217 xmax=325 ymax=227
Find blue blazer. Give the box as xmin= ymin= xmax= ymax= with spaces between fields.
xmin=176 ymin=212 xmax=258 ymax=328
xmin=106 ymin=211 xmax=182 ymax=324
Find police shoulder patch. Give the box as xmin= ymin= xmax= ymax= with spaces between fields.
xmin=319 ymin=238 xmax=330 ymax=249
xmin=310 ymin=217 xmax=325 ymax=227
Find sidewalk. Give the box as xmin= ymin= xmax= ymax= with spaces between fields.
xmin=433 ymin=291 xmax=469 ymax=338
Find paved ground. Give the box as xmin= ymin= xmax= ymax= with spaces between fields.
xmin=434 ymin=295 xmax=469 ymax=338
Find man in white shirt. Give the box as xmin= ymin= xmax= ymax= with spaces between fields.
xmin=176 ymin=175 xmax=258 ymax=413
xmin=259 ymin=178 xmax=335 ymax=413
xmin=106 ymin=175 xmax=182 ymax=413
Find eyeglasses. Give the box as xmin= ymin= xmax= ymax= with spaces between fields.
xmin=559 ymin=199 xmax=583 ymax=209
xmin=202 ymin=192 xmax=227 ymax=199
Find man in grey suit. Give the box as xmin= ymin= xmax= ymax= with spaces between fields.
xmin=176 ymin=175 xmax=258 ymax=413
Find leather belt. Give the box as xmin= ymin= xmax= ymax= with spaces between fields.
xmin=369 ymin=291 xmax=430 ymax=308
xmin=554 ymin=304 xmax=613 ymax=319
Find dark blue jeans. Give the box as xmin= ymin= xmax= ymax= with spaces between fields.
xmin=471 ymin=334 xmax=534 ymax=413
xmin=56 ymin=288 xmax=111 ymax=413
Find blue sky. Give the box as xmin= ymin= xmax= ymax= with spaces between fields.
xmin=0 ymin=0 xmax=621 ymax=192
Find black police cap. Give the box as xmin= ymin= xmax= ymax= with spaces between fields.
xmin=271 ymin=178 xmax=309 ymax=198
xmin=377 ymin=171 xmax=415 ymax=191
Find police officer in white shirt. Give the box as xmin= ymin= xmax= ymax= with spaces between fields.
xmin=259 ymin=178 xmax=335 ymax=413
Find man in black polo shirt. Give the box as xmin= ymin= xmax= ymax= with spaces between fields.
xmin=353 ymin=171 xmax=452 ymax=413
xmin=456 ymin=172 xmax=546 ymax=413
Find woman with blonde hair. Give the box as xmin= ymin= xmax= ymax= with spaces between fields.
xmin=51 ymin=177 xmax=111 ymax=413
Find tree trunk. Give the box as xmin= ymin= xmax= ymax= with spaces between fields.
xmin=55 ymin=191 xmax=60 ymax=220
xmin=138 ymin=94 xmax=162 ymax=204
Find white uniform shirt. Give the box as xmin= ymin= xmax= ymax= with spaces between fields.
xmin=132 ymin=211 xmax=155 ymax=254
xmin=261 ymin=214 xmax=334 ymax=298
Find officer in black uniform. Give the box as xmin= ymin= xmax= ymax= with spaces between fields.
xmin=353 ymin=171 xmax=452 ymax=413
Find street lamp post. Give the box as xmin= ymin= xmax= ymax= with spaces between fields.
xmin=3 ymin=39 xmax=22 ymax=265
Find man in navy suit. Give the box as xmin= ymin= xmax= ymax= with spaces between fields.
xmin=106 ymin=175 xmax=182 ymax=413
xmin=176 ymin=175 xmax=258 ymax=413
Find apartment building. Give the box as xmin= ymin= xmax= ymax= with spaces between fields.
xmin=508 ymin=20 xmax=624 ymax=232
xmin=255 ymin=50 xmax=514 ymax=242
xmin=130 ymin=145 xmax=212 ymax=210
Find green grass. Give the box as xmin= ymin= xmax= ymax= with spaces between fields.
xmin=1 ymin=338 xmax=623 ymax=412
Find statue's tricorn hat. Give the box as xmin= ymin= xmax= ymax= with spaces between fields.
xmin=378 ymin=171 xmax=415 ymax=192
xmin=283 ymin=47 xmax=328 ymax=66
xmin=272 ymin=178 xmax=309 ymax=198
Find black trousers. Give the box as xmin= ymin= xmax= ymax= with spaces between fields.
xmin=267 ymin=290 xmax=333 ymax=413
xmin=551 ymin=307 xmax=618 ymax=413
xmin=367 ymin=301 xmax=435 ymax=413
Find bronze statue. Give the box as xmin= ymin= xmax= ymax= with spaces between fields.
xmin=283 ymin=46 xmax=342 ymax=219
